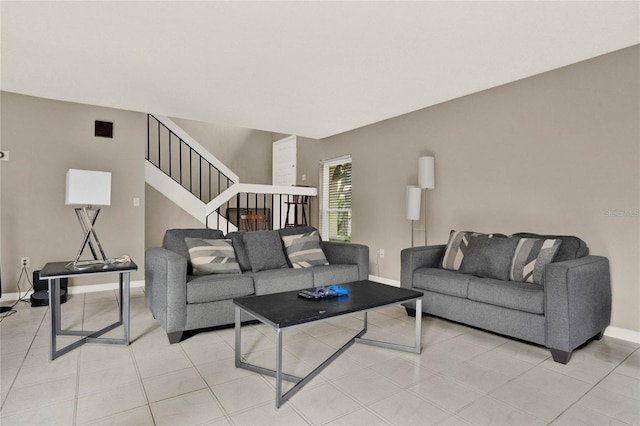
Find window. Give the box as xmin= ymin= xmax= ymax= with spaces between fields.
xmin=320 ymin=155 xmax=352 ymax=242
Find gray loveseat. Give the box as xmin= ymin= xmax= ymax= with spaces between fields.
xmin=401 ymin=231 xmax=611 ymax=364
xmin=146 ymin=226 xmax=369 ymax=343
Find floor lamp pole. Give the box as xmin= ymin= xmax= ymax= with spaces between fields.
xmin=423 ymin=189 xmax=428 ymax=247
xmin=411 ymin=220 xmax=415 ymax=248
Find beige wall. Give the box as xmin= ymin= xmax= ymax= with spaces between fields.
xmin=171 ymin=117 xmax=274 ymax=185
xmin=1 ymin=92 xmax=146 ymax=290
xmin=297 ymin=46 xmax=640 ymax=332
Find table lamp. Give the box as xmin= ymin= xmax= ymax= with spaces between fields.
xmin=65 ymin=169 xmax=112 ymax=269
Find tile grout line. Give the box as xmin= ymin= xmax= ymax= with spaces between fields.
xmin=179 ymin=338 xmax=234 ymax=425
xmin=547 ymin=348 xmax=640 ymax=425
xmin=128 ymin=335 xmax=155 ymax=425
xmin=0 ymin=304 xmax=49 ymax=413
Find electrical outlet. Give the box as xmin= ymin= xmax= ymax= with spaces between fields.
xmin=378 ymin=249 xmax=385 ymax=259
xmin=20 ymin=257 xmax=30 ymax=268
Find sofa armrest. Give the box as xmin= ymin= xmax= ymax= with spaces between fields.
xmin=544 ymin=255 xmax=611 ymax=353
xmin=145 ymin=247 xmax=188 ymax=334
xmin=400 ymin=245 xmax=446 ymax=289
xmin=321 ymin=241 xmax=369 ymax=280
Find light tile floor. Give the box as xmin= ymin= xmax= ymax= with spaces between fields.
xmin=1 ymin=288 xmax=639 ymax=425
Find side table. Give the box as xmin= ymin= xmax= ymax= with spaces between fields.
xmin=39 ymin=260 xmax=137 ymax=360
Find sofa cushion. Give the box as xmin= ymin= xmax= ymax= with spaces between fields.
xmin=250 ymin=268 xmax=314 ymax=295
xmin=282 ymin=230 xmax=329 ymax=268
xmin=441 ymin=230 xmax=506 ymax=271
xmin=459 ymin=235 xmax=520 ymax=280
xmin=311 ymin=264 xmax=360 ymax=287
xmin=510 ymin=238 xmax=562 ymax=284
xmin=225 ymin=232 xmax=252 ymax=272
xmin=184 ymin=238 xmax=241 ymax=275
xmin=413 ymin=268 xmax=472 ymax=298
xmin=242 ymin=230 xmax=289 ymax=272
xmin=163 ymin=229 xmax=225 ymax=274
xmin=186 ymin=274 xmax=254 ymax=304
xmin=512 ymin=233 xmax=588 ymax=261
xmin=467 ymin=277 xmax=544 ymax=315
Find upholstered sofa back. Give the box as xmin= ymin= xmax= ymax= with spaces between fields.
xmin=513 ymin=232 xmax=588 ymax=262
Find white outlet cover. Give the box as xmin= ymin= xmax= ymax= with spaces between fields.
xmin=0 ymin=151 xmax=9 ymax=161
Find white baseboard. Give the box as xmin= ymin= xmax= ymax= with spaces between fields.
xmin=0 ymin=280 xmax=145 ymax=301
xmin=604 ymin=326 xmax=640 ymax=344
xmin=368 ymin=275 xmax=400 ymax=287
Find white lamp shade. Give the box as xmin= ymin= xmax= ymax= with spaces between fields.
xmin=65 ymin=169 xmax=112 ymax=206
xmin=418 ymin=156 xmax=435 ymax=189
xmin=406 ymin=185 xmax=422 ymax=221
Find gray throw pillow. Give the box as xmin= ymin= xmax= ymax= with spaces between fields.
xmin=225 ymin=232 xmax=252 ymax=272
xmin=282 ymin=230 xmax=329 ymax=268
xmin=459 ymin=235 xmax=520 ymax=280
xmin=242 ymin=231 xmax=289 ymax=272
xmin=184 ymin=238 xmax=241 ymax=275
xmin=510 ymin=238 xmax=562 ymax=284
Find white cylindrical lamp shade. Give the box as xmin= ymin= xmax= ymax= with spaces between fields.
xmin=406 ymin=185 xmax=422 ymax=221
xmin=418 ymin=156 xmax=435 ymax=189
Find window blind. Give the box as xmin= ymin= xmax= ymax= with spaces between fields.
xmin=320 ymin=155 xmax=352 ymax=242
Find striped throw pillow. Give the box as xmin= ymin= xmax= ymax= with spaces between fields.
xmin=441 ymin=230 xmax=486 ymax=271
xmin=510 ymin=238 xmax=562 ymax=284
xmin=184 ymin=238 xmax=241 ymax=275
xmin=282 ymin=231 xmax=329 ymax=269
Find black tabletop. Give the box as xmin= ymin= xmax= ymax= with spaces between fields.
xmin=233 ymin=280 xmax=423 ymax=329
xmin=39 ymin=260 xmax=138 ymax=278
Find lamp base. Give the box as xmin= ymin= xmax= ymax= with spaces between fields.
xmin=70 ymin=207 xmax=109 ymax=269
xmin=65 ymin=259 xmax=109 ymax=271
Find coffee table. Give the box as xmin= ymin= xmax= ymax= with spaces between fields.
xmin=233 ymin=280 xmax=423 ymax=408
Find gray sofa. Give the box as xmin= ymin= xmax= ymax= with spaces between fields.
xmin=146 ymin=226 xmax=369 ymax=343
xmin=401 ymin=231 xmax=611 ymax=364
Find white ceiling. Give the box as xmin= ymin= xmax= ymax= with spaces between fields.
xmin=2 ymin=1 xmax=638 ymax=139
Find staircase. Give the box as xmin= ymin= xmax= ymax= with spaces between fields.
xmin=146 ymin=114 xmax=317 ymax=233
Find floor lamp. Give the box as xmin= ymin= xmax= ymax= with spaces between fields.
xmin=406 ymin=185 xmax=422 ymax=247
xmin=65 ymin=169 xmax=112 ymax=269
xmin=418 ymin=156 xmax=435 ymax=246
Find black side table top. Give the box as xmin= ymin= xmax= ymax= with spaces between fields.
xmin=234 ymin=280 xmax=422 ymax=329
xmin=39 ymin=260 xmax=138 ymax=278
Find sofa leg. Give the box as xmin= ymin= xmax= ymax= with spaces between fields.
xmin=594 ymin=330 xmax=605 ymax=341
xmin=550 ymin=348 xmax=572 ymax=364
xmin=167 ymin=332 xmax=183 ymax=344
xmin=405 ymin=307 xmax=416 ymax=317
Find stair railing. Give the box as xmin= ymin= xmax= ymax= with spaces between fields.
xmin=146 ymin=114 xmax=236 ymax=203
xmin=206 ymin=184 xmax=317 ymax=233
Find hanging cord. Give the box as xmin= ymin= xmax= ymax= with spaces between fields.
xmin=0 ymin=265 xmax=33 ymax=321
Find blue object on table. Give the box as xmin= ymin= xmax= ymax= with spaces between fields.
xmin=328 ymin=285 xmax=349 ymax=296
